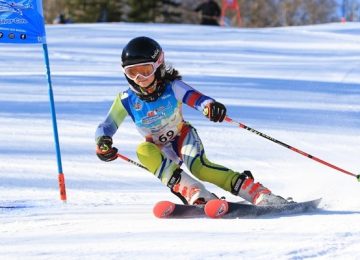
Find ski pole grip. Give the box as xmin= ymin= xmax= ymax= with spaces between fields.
xmin=357 ymin=174 xmax=360 ymax=182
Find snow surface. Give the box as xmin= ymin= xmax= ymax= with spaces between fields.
xmin=1 ymin=22 xmax=360 ymax=259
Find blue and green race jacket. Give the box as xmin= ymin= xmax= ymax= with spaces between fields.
xmin=95 ymin=80 xmax=214 ymax=145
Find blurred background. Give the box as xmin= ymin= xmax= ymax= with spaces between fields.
xmin=44 ymin=0 xmax=360 ymax=27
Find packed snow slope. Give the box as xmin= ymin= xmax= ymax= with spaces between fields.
xmin=1 ymin=22 xmax=360 ymax=259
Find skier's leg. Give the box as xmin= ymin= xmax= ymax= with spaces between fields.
xmin=175 ymin=125 xmax=288 ymax=205
xmin=136 ymin=141 xmax=177 ymax=181
xmin=230 ymin=171 xmax=289 ymax=205
xmin=136 ymin=141 xmax=216 ymax=205
xmin=167 ymin=168 xmax=217 ymax=205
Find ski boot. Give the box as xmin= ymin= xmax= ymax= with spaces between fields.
xmin=232 ymin=170 xmax=289 ymax=206
xmin=167 ymin=168 xmax=217 ymax=205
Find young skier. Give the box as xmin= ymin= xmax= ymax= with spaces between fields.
xmin=95 ymin=36 xmax=289 ymax=206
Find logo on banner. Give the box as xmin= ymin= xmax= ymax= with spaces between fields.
xmin=0 ymin=1 xmax=32 ymax=15
xmin=0 ymin=0 xmax=45 ymax=44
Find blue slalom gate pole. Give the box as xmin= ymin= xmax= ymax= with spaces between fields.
xmin=0 ymin=0 xmax=67 ymax=201
xmin=42 ymin=43 xmax=67 ymax=202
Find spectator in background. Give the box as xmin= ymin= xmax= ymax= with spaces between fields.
xmin=53 ymin=13 xmax=71 ymax=24
xmin=195 ymin=0 xmax=221 ymax=26
xmin=97 ymin=4 xmax=108 ymax=23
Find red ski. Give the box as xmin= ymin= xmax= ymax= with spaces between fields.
xmin=153 ymin=200 xmax=205 ymax=219
xmin=204 ymin=198 xmax=322 ymax=219
xmin=153 ymin=198 xmax=321 ymax=219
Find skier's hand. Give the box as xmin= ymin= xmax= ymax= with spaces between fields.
xmin=203 ymin=101 xmax=227 ymax=122
xmin=96 ymin=136 xmax=118 ymax=162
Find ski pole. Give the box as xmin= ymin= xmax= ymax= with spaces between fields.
xmin=224 ymin=116 xmax=360 ymax=182
xmin=116 ymin=153 xmax=148 ymax=171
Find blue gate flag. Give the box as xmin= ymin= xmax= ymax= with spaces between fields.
xmin=0 ymin=0 xmax=67 ymax=201
xmin=0 ymin=0 xmax=46 ymax=44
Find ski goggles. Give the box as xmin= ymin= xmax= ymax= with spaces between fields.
xmin=123 ymin=52 xmax=164 ymax=81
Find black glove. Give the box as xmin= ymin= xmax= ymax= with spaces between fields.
xmin=96 ymin=136 xmax=118 ymax=162
xmin=203 ymin=101 xmax=227 ymax=122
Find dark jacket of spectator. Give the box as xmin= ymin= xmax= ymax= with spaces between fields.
xmin=195 ymin=0 xmax=221 ymax=26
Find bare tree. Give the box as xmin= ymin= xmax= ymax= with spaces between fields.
xmin=344 ymin=0 xmax=360 ymax=21
xmin=43 ymin=0 xmax=339 ymax=27
xmin=43 ymin=0 xmax=68 ymax=23
xmin=238 ymin=0 xmax=336 ymax=27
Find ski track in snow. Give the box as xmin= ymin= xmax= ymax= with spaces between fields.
xmin=1 ymin=22 xmax=360 ymax=259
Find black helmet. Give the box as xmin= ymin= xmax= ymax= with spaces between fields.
xmin=122 ymin=36 xmax=162 ymax=67
xmin=121 ymin=36 xmax=166 ymax=102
